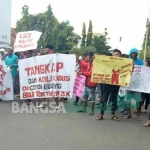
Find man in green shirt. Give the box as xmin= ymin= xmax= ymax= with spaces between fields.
xmin=5 ymin=49 xmax=18 ymax=93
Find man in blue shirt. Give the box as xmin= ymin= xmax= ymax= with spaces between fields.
xmin=5 ymin=49 xmax=18 ymax=93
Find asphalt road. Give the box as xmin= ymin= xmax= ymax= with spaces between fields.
xmin=0 ymin=96 xmax=149 ymax=150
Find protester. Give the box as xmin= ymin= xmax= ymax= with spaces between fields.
xmin=96 ymin=49 xmax=122 ymax=121
xmin=73 ymin=53 xmax=88 ymax=105
xmin=45 ymin=45 xmax=54 ymax=54
xmin=77 ymin=52 xmax=98 ymax=115
xmin=124 ymin=48 xmax=144 ymax=121
xmin=5 ymin=49 xmax=18 ymax=93
xmin=141 ymin=60 xmax=150 ymax=113
xmin=37 ymin=45 xmax=59 ymax=109
xmin=97 ymin=52 xmax=107 ymax=104
xmin=37 ymin=47 xmax=51 ymax=108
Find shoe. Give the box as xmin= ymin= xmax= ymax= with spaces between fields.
xmin=36 ymin=105 xmax=45 ymax=108
xmin=143 ymin=110 xmax=147 ymax=113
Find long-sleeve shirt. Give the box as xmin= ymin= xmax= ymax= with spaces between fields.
xmin=5 ymin=54 xmax=18 ymax=76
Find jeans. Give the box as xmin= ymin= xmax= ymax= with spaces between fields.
xmin=82 ymin=87 xmax=96 ymax=102
xmin=100 ymin=87 xmax=119 ymax=115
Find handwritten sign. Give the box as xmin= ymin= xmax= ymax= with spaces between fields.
xmin=91 ymin=55 xmax=133 ymax=86
xmin=73 ymin=73 xmax=86 ymax=99
xmin=0 ymin=60 xmax=13 ymax=100
xmin=19 ymin=54 xmax=76 ymax=99
xmin=122 ymin=65 xmax=150 ymax=93
xmin=0 ymin=0 xmax=11 ymax=48
xmin=14 ymin=31 xmax=42 ymax=52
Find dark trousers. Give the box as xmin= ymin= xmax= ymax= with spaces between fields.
xmin=142 ymin=93 xmax=150 ymax=110
xmin=100 ymin=88 xmax=119 ymax=115
xmin=75 ymin=96 xmax=80 ymax=103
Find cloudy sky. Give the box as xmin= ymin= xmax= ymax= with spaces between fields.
xmin=11 ymin=0 xmax=150 ymax=53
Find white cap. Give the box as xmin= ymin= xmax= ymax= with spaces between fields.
xmin=0 ymin=48 xmax=5 ymax=52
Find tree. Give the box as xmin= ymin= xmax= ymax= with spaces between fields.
xmin=139 ymin=19 xmax=150 ymax=60
xmin=86 ymin=20 xmax=93 ymax=46
xmin=42 ymin=5 xmax=59 ymax=48
xmin=93 ymin=33 xmax=111 ymax=54
xmin=81 ymin=22 xmax=86 ymax=47
xmin=70 ymin=46 xmax=96 ymax=56
xmin=16 ymin=5 xmax=30 ymax=32
xmin=15 ymin=5 xmax=81 ymax=52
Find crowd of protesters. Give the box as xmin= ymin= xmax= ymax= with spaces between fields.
xmin=0 ymin=45 xmax=150 ymax=127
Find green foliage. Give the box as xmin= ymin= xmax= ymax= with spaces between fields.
xmin=81 ymin=22 xmax=86 ymax=47
xmin=86 ymin=20 xmax=93 ymax=46
xmin=139 ymin=19 xmax=150 ymax=60
xmin=93 ymin=33 xmax=111 ymax=54
xmin=15 ymin=5 xmax=80 ymax=52
xmin=16 ymin=5 xmax=110 ymax=54
xmin=139 ymin=46 xmax=150 ymax=60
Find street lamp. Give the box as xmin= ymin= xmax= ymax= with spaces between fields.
xmin=144 ymin=21 xmax=150 ymax=61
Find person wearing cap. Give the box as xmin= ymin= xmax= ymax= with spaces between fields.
xmin=77 ymin=52 xmax=98 ymax=115
xmin=45 ymin=45 xmax=54 ymax=54
xmin=0 ymin=48 xmax=6 ymax=60
xmin=96 ymin=49 xmax=122 ymax=121
xmin=73 ymin=53 xmax=88 ymax=105
xmin=5 ymin=49 xmax=18 ymax=93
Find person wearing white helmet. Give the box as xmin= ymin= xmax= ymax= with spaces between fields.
xmin=0 ymin=48 xmax=6 ymax=60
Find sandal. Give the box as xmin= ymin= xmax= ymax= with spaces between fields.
xmin=96 ymin=115 xmax=103 ymax=120
xmin=76 ymin=110 xmax=86 ymax=113
xmin=136 ymin=116 xmax=142 ymax=121
xmin=89 ymin=112 xmax=94 ymax=115
xmin=143 ymin=122 xmax=150 ymax=127
xmin=124 ymin=115 xmax=131 ymax=119
xmin=111 ymin=116 xmax=120 ymax=121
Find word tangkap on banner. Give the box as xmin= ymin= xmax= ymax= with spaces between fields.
xmin=19 ymin=54 xmax=76 ymax=99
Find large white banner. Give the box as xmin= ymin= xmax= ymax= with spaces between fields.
xmin=0 ymin=60 xmax=13 ymax=100
xmin=0 ymin=0 xmax=11 ymax=48
xmin=19 ymin=54 xmax=76 ymax=99
xmin=14 ymin=31 xmax=42 ymax=52
xmin=123 ymin=65 xmax=150 ymax=93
